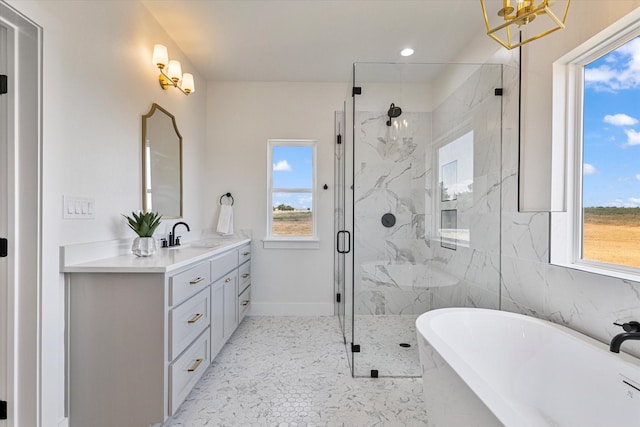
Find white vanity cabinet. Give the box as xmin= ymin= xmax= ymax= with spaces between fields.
xmin=64 ymin=238 xmax=251 ymax=427
xmin=210 ymin=242 xmax=252 ymax=360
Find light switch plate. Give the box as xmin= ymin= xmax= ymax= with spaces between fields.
xmin=63 ymin=195 xmax=95 ymax=219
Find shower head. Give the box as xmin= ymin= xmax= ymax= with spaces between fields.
xmin=386 ymin=103 xmax=402 ymax=126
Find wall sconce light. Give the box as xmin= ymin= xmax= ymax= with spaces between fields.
xmin=480 ymin=0 xmax=571 ymax=50
xmin=152 ymin=44 xmax=195 ymax=95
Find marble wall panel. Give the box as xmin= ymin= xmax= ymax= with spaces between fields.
xmin=498 ymin=60 xmax=640 ymax=358
xmin=353 ymin=111 xmax=431 ymax=315
xmin=429 ymin=64 xmax=503 ymax=309
xmin=466 ymin=284 xmax=501 ymax=310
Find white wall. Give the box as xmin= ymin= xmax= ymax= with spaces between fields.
xmin=205 ymin=82 xmax=345 ymax=315
xmin=354 ymin=82 xmax=432 ymax=112
xmin=6 ymin=1 xmax=207 ymax=425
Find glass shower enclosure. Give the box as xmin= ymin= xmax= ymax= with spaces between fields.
xmin=335 ymin=62 xmax=506 ymax=377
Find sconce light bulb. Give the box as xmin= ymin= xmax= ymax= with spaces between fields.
xmin=152 ymin=44 xmax=168 ymax=69
xmin=168 ymin=60 xmax=182 ymax=84
xmin=181 ymin=73 xmax=195 ymax=94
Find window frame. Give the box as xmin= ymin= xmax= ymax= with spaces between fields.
xmin=550 ymin=9 xmax=640 ymax=281
xmin=264 ymin=139 xmax=319 ymax=249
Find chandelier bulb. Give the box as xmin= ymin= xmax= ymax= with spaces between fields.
xmin=497 ymin=0 xmax=514 ymax=17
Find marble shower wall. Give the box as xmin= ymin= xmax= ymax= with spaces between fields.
xmin=429 ymin=64 xmax=504 ymax=311
xmin=352 ymin=65 xmax=504 ymax=316
xmin=353 ymin=111 xmax=431 ymax=315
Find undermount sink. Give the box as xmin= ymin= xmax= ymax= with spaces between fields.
xmin=165 ymin=244 xmax=189 ymax=250
xmin=189 ymin=240 xmax=221 ymax=249
xmin=163 ymin=239 xmax=221 ymax=250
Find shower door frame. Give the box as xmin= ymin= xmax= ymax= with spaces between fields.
xmin=334 ymin=109 xmax=347 ymax=337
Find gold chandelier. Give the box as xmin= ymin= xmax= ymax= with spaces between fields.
xmin=480 ymin=0 xmax=571 ymax=50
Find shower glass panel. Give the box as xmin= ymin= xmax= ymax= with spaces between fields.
xmin=345 ymin=62 xmax=504 ymax=378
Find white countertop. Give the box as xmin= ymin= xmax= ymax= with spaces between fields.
xmin=62 ymin=237 xmax=251 ymax=274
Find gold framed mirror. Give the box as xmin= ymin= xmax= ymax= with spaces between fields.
xmin=142 ymin=103 xmax=183 ymax=218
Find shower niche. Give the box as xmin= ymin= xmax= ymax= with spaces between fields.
xmin=335 ymin=62 xmax=511 ymax=377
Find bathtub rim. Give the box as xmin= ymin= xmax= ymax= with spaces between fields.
xmin=416 ymin=307 xmax=640 ymax=426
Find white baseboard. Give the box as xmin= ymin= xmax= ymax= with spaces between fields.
xmin=248 ymin=302 xmax=334 ymax=316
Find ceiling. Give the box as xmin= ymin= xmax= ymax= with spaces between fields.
xmin=141 ymin=0 xmax=505 ymax=83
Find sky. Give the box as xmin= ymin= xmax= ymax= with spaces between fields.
xmin=272 ymin=145 xmax=313 ymax=209
xmin=583 ymin=36 xmax=640 ymax=208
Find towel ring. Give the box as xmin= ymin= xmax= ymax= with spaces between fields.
xmin=219 ymin=192 xmax=234 ymax=206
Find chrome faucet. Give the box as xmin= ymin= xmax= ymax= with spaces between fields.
xmin=610 ymin=321 xmax=640 ymax=353
xmin=168 ymin=221 xmax=190 ymax=247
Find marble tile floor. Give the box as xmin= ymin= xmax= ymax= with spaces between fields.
xmin=351 ymin=315 xmax=422 ymax=378
xmin=164 ymin=316 xmax=429 ymax=427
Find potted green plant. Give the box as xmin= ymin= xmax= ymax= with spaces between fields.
xmin=123 ymin=211 xmax=162 ymax=257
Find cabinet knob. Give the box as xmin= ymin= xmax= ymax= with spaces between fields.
xmin=242 ymin=273 xmax=250 ymax=279
xmin=224 ymin=277 xmax=231 ymax=283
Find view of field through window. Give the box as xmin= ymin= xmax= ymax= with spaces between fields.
xmin=271 ymin=145 xmax=313 ymax=236
xmin=272 ymin=210 xmax=312 ymax=236
xmin=582 ymin=36 xmax=640 ymax=268
xmin=583 ymin=208 xmax=640 ymax=267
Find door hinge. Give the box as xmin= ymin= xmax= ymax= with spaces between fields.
xmin=495 ymin=88 xmax=503 ymax=96
xmin=336 ymin=134 xmax=342 ymax=145
xmin=0 ymin=75 xmax=7 ymax=95
xmin=0 ymin=238 xmax=7 ymax=258
xmin=0 ymin=400 xmax=7 ymax=420
xmin=351 ymin=343 xmax=360 ymax=353
xmin=352 ymin=86 xmax=361 ymax=96
xmin=336 ymin=293 xmax=341 ymax=303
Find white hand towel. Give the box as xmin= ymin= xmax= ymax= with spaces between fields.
xmin=217 ymin=204 xmax=234 ymax=235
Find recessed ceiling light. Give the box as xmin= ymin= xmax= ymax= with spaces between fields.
xmin=400 ymin=48 xmax=414 ymax=57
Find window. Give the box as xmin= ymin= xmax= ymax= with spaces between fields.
xmin=265 ymin=139 xmax=318 ymax=248
xmin=551 ymin=10 xmax=640 ymax=280
xmin=436 ymin=131 xmax=474 ymax=249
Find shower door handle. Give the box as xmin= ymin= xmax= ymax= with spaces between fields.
xmin=336 ymin=230 xmax=351 ymax=254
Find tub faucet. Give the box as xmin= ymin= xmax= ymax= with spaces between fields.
xmin=610 ymin=321 xmax=640 ymax=353
xmin=169 ymin=221 xmax=190 ymax=247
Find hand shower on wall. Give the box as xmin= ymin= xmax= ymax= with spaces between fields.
xmin=386 ymin=103 xmax=402 ymax=126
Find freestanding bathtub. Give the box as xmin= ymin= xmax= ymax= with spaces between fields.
xmin=416 ymin=308 xmax=640 ymax=427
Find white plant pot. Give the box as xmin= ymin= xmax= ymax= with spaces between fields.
xmin=132 ymin=237 xmax=157 ymax=257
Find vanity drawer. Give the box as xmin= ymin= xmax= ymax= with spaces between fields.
xmin=170 ymin=261 xmax=211 ymax=307
xmin=170 ymin=287 xmax=210 ymax=360
xmin=238 ymin=261 xmax=251 ymax=294
xmin=238 ymin=285 xmax=251 ymax=323
xmin=238 ymin=243 xmax=251 ymax=265
xmin=169 ymin=328 xmax=210 ymax=416
xmin=211 ymin=249 xmax=238 ymax=282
